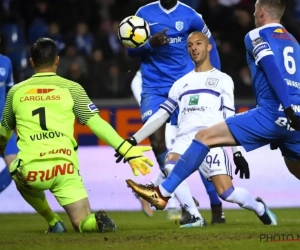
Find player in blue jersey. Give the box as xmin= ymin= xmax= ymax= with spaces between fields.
xmin=127 ymin=0 xmax=300 ymax=225
xmin=125 ymin=0 xmax=234 ymax=224
xmin=0 ymin=53 xmax=18 ymax=193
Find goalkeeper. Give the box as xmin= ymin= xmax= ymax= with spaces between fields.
xmin=0 ymin=38 xmax=153 ymax=233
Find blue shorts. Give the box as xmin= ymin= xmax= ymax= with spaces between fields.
xmin=226 ymin=106 xmax=300 ymax=161
xmin=140 ymin=92 xmax=178 ymax=125
xmin=5 ymin=132 xmax=18 ymax=156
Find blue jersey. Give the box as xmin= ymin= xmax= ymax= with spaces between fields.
xmin=131 ymin=1 xmax=220 ymax=95
xmin=245 ymin=23 xmax=300 ymax=109
xmin=0 ymin=55 xmax=14 ymax=118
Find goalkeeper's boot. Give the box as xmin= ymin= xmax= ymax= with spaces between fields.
xmin=95 ymin=210 xmax=117 ymax=232
xmin=180 ymin=197 xmax=200 ymax=225
xmin=136 ymin=194 xmax=153 ymax=217
xmin=45 ymin=221 xmax=67 ymax=233
xmin=180 ymin=216 xmax=207 ymax=228
xmin=255 ymin=197 xmax=277 ymax=225
xmin=211 ymin=203 xmax=226 ymax=224
xmin=126 ymin=179 xmax=169 ymax=210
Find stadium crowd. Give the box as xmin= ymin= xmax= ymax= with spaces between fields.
xmin=0 ymin=0 xmax=300 ymax=99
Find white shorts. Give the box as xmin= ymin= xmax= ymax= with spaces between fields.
xmin=169 ymin=133 xmax=232 ymax=180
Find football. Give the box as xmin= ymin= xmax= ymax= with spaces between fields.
xmin=118 ymin=16 xmax=150 ymax=48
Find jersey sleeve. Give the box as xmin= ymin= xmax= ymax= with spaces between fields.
xmin=1 ymin=87 xmax=16 ymax=130
xmin=69 ymin=83 xmax=99 ymax=125
xmin=190 ymin=11 xmax=211 ymax=39
xmin=245 ymin=29 xmax=274 ymax=65
xmin=159 ymin=83 xmax=179 ymax=115
xmin=222 ymin=77 xmax=235 ymax=118
xmin=5 ymin=59 xmax=14 ymax=90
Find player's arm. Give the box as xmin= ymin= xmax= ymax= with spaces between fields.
xmin=0 ymin=88 xmax=16 ymax=155
xmin=223 ymin=77 xmax=250 ymax=179
xmin=71 ymin=83 xmax=153 ymax=175
xmin=190 ymin=12 xmax=221 ymax=70
xmin=132 ymin=87 xmax=178 ymax=143
xmin=5 ymin=58 xmax=14 ymax=95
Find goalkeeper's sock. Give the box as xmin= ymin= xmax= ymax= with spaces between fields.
xmin=155 ymin=149 xmax=168 ymax=172
xmin=18 ymin=187 xmax=60 ymax=226
xmin=161 ymin=140 xmax=210 ymax=194
xmin=220 ymin=186 xmax=265 ymax=216
xmin=79 ymin=214 xmax=98 ymax=232
xmin=199 ymin=171 xmax=221 ymax=205
xmin=0 ymin=166 xmax=12 ymax=193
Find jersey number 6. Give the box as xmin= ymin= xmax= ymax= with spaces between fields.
xmin=283 ymin=46 xmax=296 ymax=75
xmin=32 ymin=107 xmax=48 ymax=131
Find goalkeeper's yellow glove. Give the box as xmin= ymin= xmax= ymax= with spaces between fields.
xmin=116 ymin=140 xmax=154 ymax=176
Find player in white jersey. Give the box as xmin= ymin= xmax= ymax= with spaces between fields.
xmin=131 ymin=69 xmax=181 ymax=219
xmin=127 ymin=32 xmax=267 ymax=228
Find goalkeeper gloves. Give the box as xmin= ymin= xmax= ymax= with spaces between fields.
xmin=115 ymin=139 xmax=154 ymax=176
xmin=284 ymin=107 xmax=300 ymax=131
xmin=114 ymin=137 xmax=137 ymax=163
xmin=233 ymin=151 xmax=250 ymax=179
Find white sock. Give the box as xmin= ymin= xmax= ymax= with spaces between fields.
xmin=150 ymin=171 xmax=165 ymax=186
xmin=163 ymin=163 xmax=202 ymax=218
xmin=167 ymin=195 xmax=178 ymax=209
xmin=225 ymin=187 xmax=265 ymax=216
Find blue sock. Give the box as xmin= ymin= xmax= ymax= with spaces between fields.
xmin=156 ymin=149 xmax=168 ymax=172
xmin=0 ymin=166 xmax=12 ymax=193
xmin=199 ymin=171 xmax=221 ymax=205
xmin=162 ymin=140 xmax=210 ymax=194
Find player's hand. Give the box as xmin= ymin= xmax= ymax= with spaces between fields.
xmin=149 ymin=28 xmax=169 ymax=47
xmin=270 ymin=143 xmax=279 ymax=150
xmin=114 ymin=137 xmax=137 ymax=163
xmin=115 ymin=140 xmax=154 ymax=176
xmin=233 ymin=151 xmax=250 ymax=179
xmin=284 ymin=107 xmax=300 ymax=131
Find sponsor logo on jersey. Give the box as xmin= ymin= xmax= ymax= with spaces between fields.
xmin=40 ymin=148 xmax=72 ymax=157
xmin=182 ymin=106 xmax=206 ymax=114
xmin=188 ymin=95 xmax=199 ymax=105
xmin=26 ymin=162 xmax=74 ymax=182
xmin=168 ymin=37 xmax=183 ymax=43
xmin=252 ymin=37 xmax=263 ymax=47
xmin=175 ymin=21 xmax=184 ymax=31
xmin=278 ymin=104 xmax=300 ymax=113
xmin=274 ymin=28 xmax=287 ymax=33
xmin=30 ymin=131 xmax=64 ymax=141
xmin=26 ymin=88 xmax=54 ymax=94
xmin=0 ymin=68 xmax=6 ymax=76
xmin=142 ymin=110 xmax=152 ymax=120
xmin=20 ymin=95 xmax=61 ymax=102
xmin=205 ymin=78 xmax=219 ymax=88
xmin=88 ymin=103 xmax=98 ymax=112
xmin=285 ymin=79 xmax=300 ymax=89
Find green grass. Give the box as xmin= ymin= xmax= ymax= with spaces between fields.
xmin=1 ymin=209 xmax=300 ymax=250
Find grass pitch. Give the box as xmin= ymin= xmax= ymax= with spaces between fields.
xmin=1 ymin=208 xmax=300 ymax=250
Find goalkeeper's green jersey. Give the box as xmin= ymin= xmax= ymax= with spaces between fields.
xmin=1 ymin=72 xmax=99 ymax=165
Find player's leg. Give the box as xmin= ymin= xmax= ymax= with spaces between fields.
xmin=284 ymin=158 xmax=300 ymax=179
xmin=53 ymin=160 xmax=116 ymax=233
xmin=0 ymin=133 xmax=18 ymax=193
xmin=9 ymin=159 xmax=65 ymax=232
xmin=165 ymin=152 xmax=206 ymax=228
xmin=203 ymin=148 xmax=277 ymax=225
xmin=131 ymin=70 xmax=142 ymax=105
xmin=126 ymin=108 xmax=274 ymax=210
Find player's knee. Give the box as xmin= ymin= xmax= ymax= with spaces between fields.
xmin=285 ymin=158 xmax=300 ymax=180
xmin=195 ymin=129 xmax=211 ymax=146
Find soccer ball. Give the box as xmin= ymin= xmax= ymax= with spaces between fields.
xmin=118 ymin=16 xmax=150 ymax=48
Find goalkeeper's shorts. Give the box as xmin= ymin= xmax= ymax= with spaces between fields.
xmin=10 ymin=158 xmax=88 ymax=206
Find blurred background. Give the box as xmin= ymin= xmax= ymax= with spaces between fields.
xmin=1 ymin=0 xmax=300 ymax=101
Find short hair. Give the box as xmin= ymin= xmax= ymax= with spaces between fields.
xmin=188 ymin=31 xmax=210 ymax=44
xmin=258 ymin=0 xmax=285 ymax=19
xmin=30 ymin=38 xmax=57 ymax=68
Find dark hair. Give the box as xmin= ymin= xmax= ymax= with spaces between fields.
xmin=30 ymin=38 xmax=57 ymax=68
xmin=258 ymin=0 xmax=285 ymax=19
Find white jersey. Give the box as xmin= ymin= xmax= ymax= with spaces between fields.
xmin=160 ymin=68 xmax=235 ymax=137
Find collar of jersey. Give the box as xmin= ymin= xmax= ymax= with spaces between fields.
xmin=262 ymin=23 xmax=283 ymax=28
xmin=158 ymin=1 xmax=179 ymax=14
xmin=32 ymin=72 xmax=56 ymax=77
